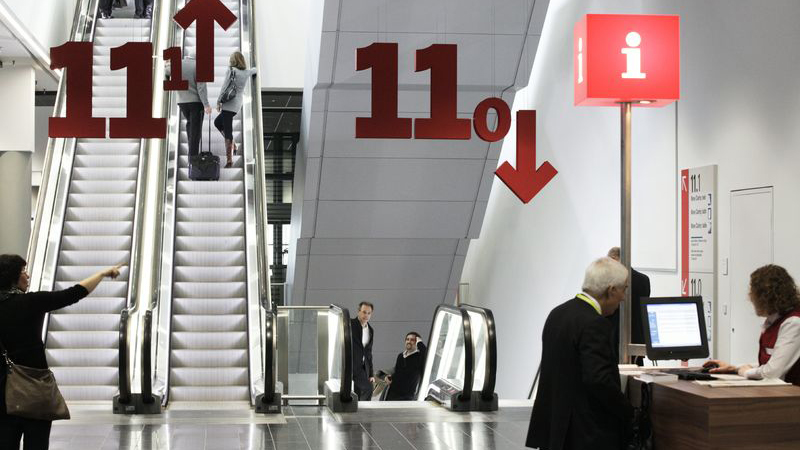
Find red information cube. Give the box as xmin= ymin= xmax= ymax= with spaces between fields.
xmin=574 ymin=14 xmax=680 ymax=107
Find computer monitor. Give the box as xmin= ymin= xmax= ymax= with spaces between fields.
xmin=640 ymin=296 xmax=709 ymax=361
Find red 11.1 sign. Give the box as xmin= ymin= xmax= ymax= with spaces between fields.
xmin=48 ymin=0 xmax=236 ymax=139
xmin=355 ymin=43 xmax=557 ymax=204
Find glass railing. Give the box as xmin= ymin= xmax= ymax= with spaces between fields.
xmin=327 ymin=305 xmax=355 ymax=409
xmin=418 ymin=303 xmax=498 ymax=411
xmin=418 ymin=305 xmax=472 ymax=405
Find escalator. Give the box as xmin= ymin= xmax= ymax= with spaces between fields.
xmin=27 ymin=0 xmax=156 ymax=402
xmin=418 ymin=304 xmax=498 ymax=411
xmin=145 ymin=0 xmax=272 ymax=407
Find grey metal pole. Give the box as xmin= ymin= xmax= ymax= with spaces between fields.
xmin=620 ymin=102 xmax=633 ymax=364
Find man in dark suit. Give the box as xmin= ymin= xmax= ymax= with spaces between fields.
xmin=607 ymin=246 xmax=651 ymax=364
xmin=527 ymin=257 xmax=633 ymax=450
xmin=350 ymin=301 xmax=375 ymax=400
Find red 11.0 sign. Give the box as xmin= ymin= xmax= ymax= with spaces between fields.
xmin=48 ymin=0 xmax=236 ymax=139
xmin=355 ymin=43 xmax=557 ymax=204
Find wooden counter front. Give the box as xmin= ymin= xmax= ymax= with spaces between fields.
xmin=627 ymin=379 xmax=800 ymax=449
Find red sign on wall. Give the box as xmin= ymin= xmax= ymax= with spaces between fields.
xmin=574 ymin=14 xmax=680 ymax=107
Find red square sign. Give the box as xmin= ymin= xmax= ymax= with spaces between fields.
xmin=574 ymin=14 xmax=679 ymax=107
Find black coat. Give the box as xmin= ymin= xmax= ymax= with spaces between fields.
xmin=386 ymin=342 xmax=427 ymax=401
xmin=609 ymin=269 xmax=651 ymax=357
xmin=0 ymin=285 xmax=89 ymax=416
xmin=527 ymin=298 xmax=633 ymax=450
xmin=350 ymin=318 xmax=374 ymax=380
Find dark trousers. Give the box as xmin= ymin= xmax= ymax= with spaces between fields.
xmin=214 ymin=110 xmax=235 ymax=140
xmin=179 ymin=102 xmax=205 ymax=157
xmin=99 ymin=0 xmax=113 ymax=14
xmin=0 ymin=415 xmax=52 ymax=450
xmin=134 ymin=0 xmax=153 ymax=17
xmin=353 ymin=364 xmax=372 ymax=401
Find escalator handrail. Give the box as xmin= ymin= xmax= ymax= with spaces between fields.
xmin=117 ymin=309 xmax=131 ymax=403
xmin=27 ymin=0 xmax=101 ymax=272
xmin=425 ymin=303 xmax=474 ymax=402
xmin=241 ymin=0 xmax=271 ymax=312
xmin=148 ymin=0 xmax=184 ymax=407
xmin=141 ymin=310 xmax=154 ymax=403
xmin=261 ymin=303 xmax=277 ymax=403
xmin=118 ymin=0 xmax=164 ymax=405
xmin=241 ymin=0 xmax=274 ymax=406
xmin=330 ymin=304 xmax=355 ymax=404
xmin=458 ymin=304 xmax=497 ymax=401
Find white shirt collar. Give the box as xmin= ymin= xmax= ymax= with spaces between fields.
xmin=403 ymin=347 xmax=419 ymax=358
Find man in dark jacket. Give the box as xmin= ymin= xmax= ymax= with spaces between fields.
xmin=607 ymin=246 xmax=651 ymax=364
xmin=527 ymin=257 xmax=633 ymax=450
xmin=350 ymin=302 xmax=375 ymax=400
xmin=386 ymin=332 xmax=427 ymax=400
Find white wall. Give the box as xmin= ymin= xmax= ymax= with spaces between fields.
xmin=461 ymin=0 xmax=800 ymax=398
xmin=0 ymin=67 xmax=35 ymax=152
xmin=256 ymin=0 xmax=309 ymax=89
xmin=0 ymin=0 xmax=77 ymax=52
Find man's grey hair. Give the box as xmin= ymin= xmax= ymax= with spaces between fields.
xmin=607 ymin=246 xmax=621 ymax=260
xmin=582 ymin=257 xmax=628 ymax=297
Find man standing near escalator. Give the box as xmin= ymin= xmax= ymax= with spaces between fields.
xmin=350 ymin=302 xmax=375 ymax=401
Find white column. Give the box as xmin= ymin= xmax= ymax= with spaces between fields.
xmin=0 ymin=66 xmax=35 ymax=256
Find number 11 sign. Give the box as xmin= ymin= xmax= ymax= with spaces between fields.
xmin=354 ymin=42 xmax=557 ymax=204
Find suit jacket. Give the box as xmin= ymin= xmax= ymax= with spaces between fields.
xmin=350 ymin=318 xmax=374 ymax=378
xmin=165 ymin=58 xmax=210 ymax=107
xmin=527 ymin=298 xmax=632 ymax=450
xmin=610 ymin=268 xmax=651 ymax=358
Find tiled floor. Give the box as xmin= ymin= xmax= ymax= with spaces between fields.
xmin=44 ymin=402 xmax=533 ymax=450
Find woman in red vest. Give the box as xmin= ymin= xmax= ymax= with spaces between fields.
xmin=704 ymin=264 xmax=800 ymax=385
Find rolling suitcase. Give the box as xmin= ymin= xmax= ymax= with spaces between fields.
xmin=189 ymin=115 xmax=220 ymax=181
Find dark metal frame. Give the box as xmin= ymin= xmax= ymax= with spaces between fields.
xmin=425 ymin=304 xmax=474 ymax=403
xmin=329 ymin=304 xmax=355 ymax=404
xmin=459 ymin=304 xmax=497 ymax=402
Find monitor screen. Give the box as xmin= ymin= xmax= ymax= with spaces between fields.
xmin=640 ymin=297 xmax=709 ymax=360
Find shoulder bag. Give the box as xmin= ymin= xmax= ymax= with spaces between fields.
xmin=218 ymin=68 xmax=238 ymax=104
xmin=0 ymin=334 xmax=70 ymax=420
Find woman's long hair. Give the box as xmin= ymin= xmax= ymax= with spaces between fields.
xmin=230 ymin=51 xmax=247 ymax=70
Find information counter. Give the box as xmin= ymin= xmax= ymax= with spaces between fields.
xmin=627 ymin=378 xmax=800 ymax=449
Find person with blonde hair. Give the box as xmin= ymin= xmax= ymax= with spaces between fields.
xmin=215 ymin=51 xmax=257 ymax=168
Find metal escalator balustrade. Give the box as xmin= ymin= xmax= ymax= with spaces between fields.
xmin=167 ymin=0 xmax=250 ymax=403
xmin=43 ymin=14 xmax=153 ymax=402
xmin=418 ymin=304 xmax=498 ymax=411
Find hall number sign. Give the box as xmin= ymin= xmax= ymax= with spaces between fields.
xmin=355 ymin=43 xmax=557 ymax=204
xmin=48 ymin=0 xmax=236 ymax=139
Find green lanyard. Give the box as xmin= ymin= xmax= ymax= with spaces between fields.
xmin=576 ymin=293 xmax=602 ymax=315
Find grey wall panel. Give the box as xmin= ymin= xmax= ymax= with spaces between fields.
xmin=305 ymin=289 xmax=442 ymax=321
xmin=322 ymin=112 xmax=490 ymax=160
xmin=319 ymin=158 xmax=485 ymax=202
xmin=308 ymin=238 xmax=459 ymax=256
xmin=306 ymin=255 xmax=454 ymax=290
xmin=315 ymin=201 xmax=474 ymax=238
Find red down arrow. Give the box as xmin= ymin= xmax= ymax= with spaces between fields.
xmin=495 ymin=110 xmax=557 ymax=204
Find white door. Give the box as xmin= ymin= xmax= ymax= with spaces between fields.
xmin=729 ymin=187 xmax=773 ymax=365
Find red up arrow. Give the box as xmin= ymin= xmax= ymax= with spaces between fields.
xmin=173 ymin=0 xmax=237 ymax=82
xmin=495 ymin=110 xmax=557 ymax=204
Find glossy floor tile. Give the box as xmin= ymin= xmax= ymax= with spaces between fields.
xmin=39 ymin=401 xmax=533 ymax=450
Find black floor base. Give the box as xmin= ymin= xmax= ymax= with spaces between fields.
xmin=324 ymin=383 xmax=358 ymax=413
xmin=112 ymin=394 xmax=162 ymax=415
xmin=255 ymin=392 xmax=282 ymax=414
